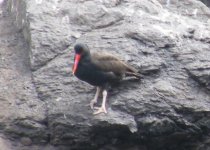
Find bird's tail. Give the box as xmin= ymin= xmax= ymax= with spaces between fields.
xmin=125 ymin=71 xmax=143 ymax=79
xmin=125 ymin=64 xmax=143 ymax=79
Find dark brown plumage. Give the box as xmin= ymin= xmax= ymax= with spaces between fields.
xmin=91 ymin=52 xmax=141 ymax=79
xmin=73 ymin=43 xmax=141 ymax=114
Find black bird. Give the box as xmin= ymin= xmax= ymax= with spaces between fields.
xmin=72 ymin=43 xmax=141 ymax=114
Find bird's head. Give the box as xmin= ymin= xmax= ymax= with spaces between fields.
xmin=72 ymin=43 xmax=90 ymax=75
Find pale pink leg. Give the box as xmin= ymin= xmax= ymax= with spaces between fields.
xmin=90 ymin=87 xmax=101 ymax=109
xmin=93 ymin=90 xmax=108 ymax=115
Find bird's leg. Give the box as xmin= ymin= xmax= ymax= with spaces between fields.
xmin=90 ymin=87 xmax=101 ymax=109
xmin=93 ymin=90 xmax=108 ymax=115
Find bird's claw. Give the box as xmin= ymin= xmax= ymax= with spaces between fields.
xmin=93 ymin=106 xmax=107 ymax=115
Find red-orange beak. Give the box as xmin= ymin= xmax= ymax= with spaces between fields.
xmin=72 ymin=54 xmax=81 ymax=75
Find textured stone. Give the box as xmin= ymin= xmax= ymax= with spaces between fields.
xmin=2 ymin=0 xmax=210 ymax=149
xmin=20 ymin=137 xmax=32 ymax=146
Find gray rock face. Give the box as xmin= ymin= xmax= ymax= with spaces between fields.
xmin=1 ymin=0 xmax=210 ymax=149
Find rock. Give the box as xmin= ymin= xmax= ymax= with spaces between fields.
xmin=2 ymin=0 xmax=210 ymax=149
xmin=20 ymin=137 xmax=32 ymax=146
xmin=0 ymin=135 xmax=13 ymax=150
xmin=0 ymin=0 xmax=47 ymax=147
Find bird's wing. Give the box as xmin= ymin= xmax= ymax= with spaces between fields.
xmin=91 ymin=52 xmax=138 ymax=75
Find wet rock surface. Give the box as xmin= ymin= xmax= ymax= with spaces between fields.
xmin=0 ymin=0 xmax=210 ymax=149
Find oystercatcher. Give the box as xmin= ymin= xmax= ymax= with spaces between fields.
xmin=72 ymin=43 xmax=141 ymax=114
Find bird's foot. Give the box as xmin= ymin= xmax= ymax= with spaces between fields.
xmin=90 ymin=99 xmax=97 ymax=110
xmin=93 ymin=106 xmax=107 ymax=115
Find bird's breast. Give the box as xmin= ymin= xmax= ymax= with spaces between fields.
xmin=74 ymin=62 xmax=100 ymax=85
xmin=74 ymin=62 xmax=119 ymax=86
